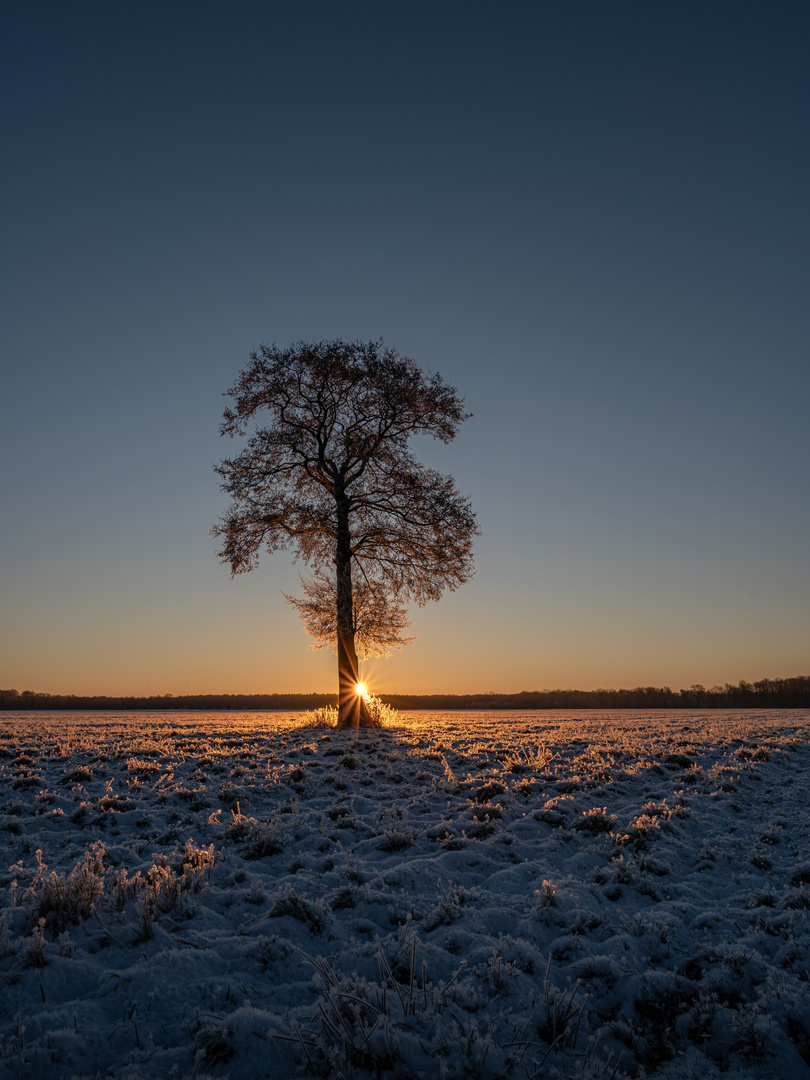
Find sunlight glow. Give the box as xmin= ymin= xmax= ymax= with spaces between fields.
xmin=355 ymin=682 xmax=368 ymax=697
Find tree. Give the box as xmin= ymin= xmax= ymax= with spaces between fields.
xmin=212 ymin=339 xmax=478 ymax=727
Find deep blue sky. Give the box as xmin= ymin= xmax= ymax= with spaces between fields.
xmin=2 ymin=1 xmax=808 ymax=695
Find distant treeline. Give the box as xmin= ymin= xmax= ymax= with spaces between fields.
xmin=1 ymin=676 xmax=809 ymax=711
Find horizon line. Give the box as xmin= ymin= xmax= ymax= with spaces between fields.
xmin=3 ymin=676 xmax=808 ymax=700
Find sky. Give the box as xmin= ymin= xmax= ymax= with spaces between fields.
xmin=2 ymin=1 xmax=809 ymax=697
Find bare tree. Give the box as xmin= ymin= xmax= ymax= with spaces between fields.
xmin=212 ymin=339 xmax=478 ymax=727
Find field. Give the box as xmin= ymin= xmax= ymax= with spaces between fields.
xmin=1 ymin=709 xmax=809 ymax=1079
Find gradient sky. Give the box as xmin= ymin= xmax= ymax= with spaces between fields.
xmin=2 ymin=2 xmax=808 ymax=696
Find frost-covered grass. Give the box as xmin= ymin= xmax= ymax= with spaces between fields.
xmin=1 ymin=709 xmax=810 ymax=1079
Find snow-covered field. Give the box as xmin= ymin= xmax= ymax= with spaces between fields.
xmin=1 ymin=710 xmax=809 ymax=1080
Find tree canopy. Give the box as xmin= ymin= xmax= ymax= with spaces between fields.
xmin=213 ymin=339 xmax=478 ymax=726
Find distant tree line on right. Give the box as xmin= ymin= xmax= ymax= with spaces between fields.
xmin=1 ymin=676 xmax=809 ymax=711
xmin=450 ymin=675 xmax=810 ymax=710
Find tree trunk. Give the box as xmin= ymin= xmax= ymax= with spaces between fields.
xmin=334 ymin=496 xmax=373 ymax=729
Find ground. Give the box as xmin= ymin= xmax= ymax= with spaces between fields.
xmin=1 ymin=709 xmax=809 ymax=1079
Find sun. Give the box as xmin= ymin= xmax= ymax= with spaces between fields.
xmin=355 ymin=682 xmax=368 ymax=697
